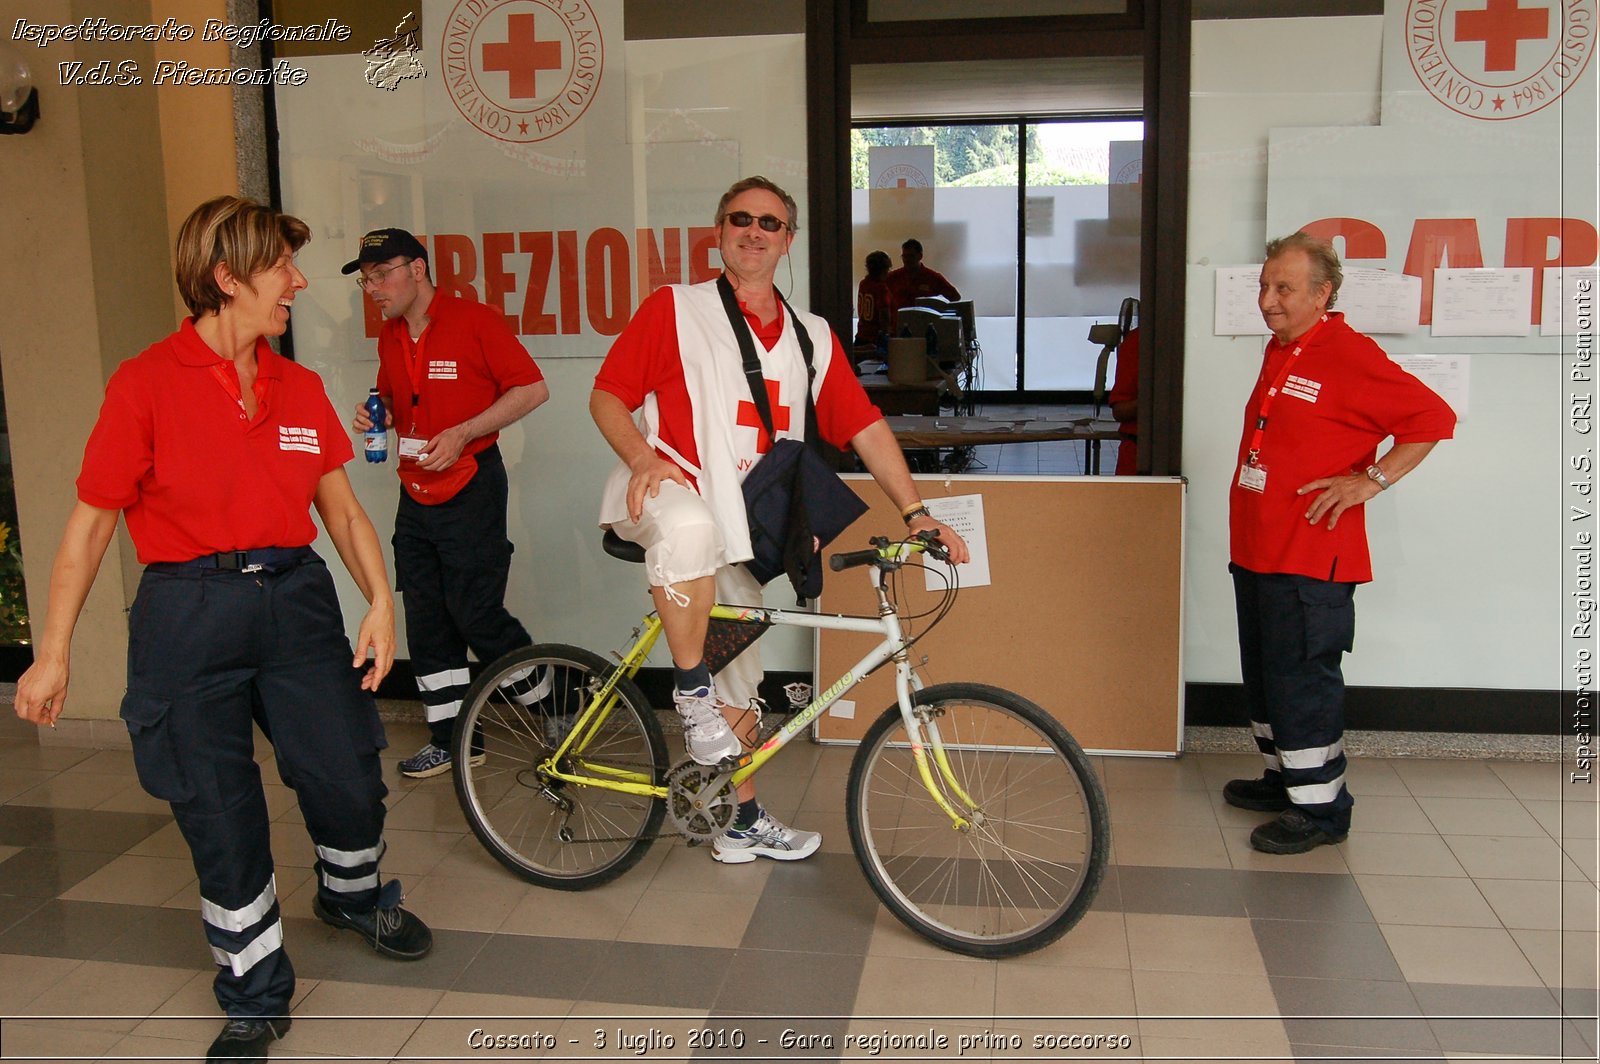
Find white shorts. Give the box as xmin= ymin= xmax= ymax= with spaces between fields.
xmin=610 ymin=481 xmax=765 ymax=711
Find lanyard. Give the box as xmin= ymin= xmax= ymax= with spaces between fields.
xmin=1245 ymin=314 xmax=1327 ymax=465
xmin=208 ymin=360 xmax=260 ymax=421
xmin=400 ymin=326 xmax=428 ymax=431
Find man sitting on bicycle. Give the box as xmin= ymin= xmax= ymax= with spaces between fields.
xmin=590 ymin=176 xmax=969 ymax=863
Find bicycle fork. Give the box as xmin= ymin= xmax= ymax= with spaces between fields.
xmin=893 ymin=654 xmax=978 ymax=833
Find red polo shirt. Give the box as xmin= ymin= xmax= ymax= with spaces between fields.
xmin=374 ymin=291 xmax=542 ymax=494
xmin=1229 ymin=313 xmax=1456 ymax=583
xmin=77 ymin=319 xmax=353 ymax=563
xmin=885 ymin=265 xmax=960 ymax=313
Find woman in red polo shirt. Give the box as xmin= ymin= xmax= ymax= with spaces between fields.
xmin=13 ymin=197 xmax=430 ymax=1063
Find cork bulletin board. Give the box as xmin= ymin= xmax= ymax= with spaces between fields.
xmin=813 ymin=475 xmax=1186 ymax=755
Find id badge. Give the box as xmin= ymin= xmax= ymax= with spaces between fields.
xmin=399 ymin=436 xmax=429 ymax=462
xmin=1237 ymin=461 xmax=1267 ymax=494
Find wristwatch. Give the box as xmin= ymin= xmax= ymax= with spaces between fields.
xmin=1364 ymin=464 xmax=1391 ymax=491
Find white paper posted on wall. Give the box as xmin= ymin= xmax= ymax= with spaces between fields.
xmin=923 ymin=494 xmax=992 ymax=591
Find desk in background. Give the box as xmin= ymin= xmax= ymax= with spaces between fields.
xmin=860 ymin=373 xmax=947 ymax=416
xmin=886 ymin=414 xmax=1123 ymax=474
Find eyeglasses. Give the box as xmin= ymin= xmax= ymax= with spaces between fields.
xmin=355 ymin=259 xmax=413 ymax=290
xmin=723 ymin=211 xmax=790 ymax=233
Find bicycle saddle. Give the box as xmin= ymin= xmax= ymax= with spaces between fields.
xmin=602 ymin=528 xmax=646 ymax=564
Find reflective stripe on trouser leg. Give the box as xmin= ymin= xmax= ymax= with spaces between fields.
xmin=316 ymin=840 xmax=386 ymax=895
xmin=501 ymin=664 xmax=553 ymax=705
xmin=202 ymin=874 xmax=286 ymax=978
xmin=1250 ymin=720 xmax=1282 ymax=775
xmin=1280 ymin=739 xmax=1347 ymax=805
xmin=415 ymin=667 xmax=471 ymax=725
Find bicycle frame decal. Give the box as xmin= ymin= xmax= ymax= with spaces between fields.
xmin=710 ymin=605 xmax=771 ymax=624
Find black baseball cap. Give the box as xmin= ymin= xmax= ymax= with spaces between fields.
xmin=341 ymin=228 xmax=428 ymax=274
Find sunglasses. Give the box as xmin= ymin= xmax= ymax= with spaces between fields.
xmin=723 ymin=211 xmax=790 ymax=233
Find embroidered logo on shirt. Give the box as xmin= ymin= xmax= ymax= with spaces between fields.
xmin=279 ymin=427 xmax=322 ymax=454
xmin=427 ymin=360 xmax=458 ymax=380
xmin=1283 ymin=374 xmax=1322 ymax=403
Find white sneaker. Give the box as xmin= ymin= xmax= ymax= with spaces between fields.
xmin=672 ymin=685 xmax=742 ymax=765
xmin=713 ymin=809 xmax=822 ymax=863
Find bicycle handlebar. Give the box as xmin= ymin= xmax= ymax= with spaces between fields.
xmin=829 ymin=532 xmax=950 ymax=572
xmin=829 ymin=547 xmax=882 ymax=572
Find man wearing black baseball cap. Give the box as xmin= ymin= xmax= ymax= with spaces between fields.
xmin=340 ymin=228 xmax=429 ymax=276
xmin=348 ymin=228 xmax=551 ymax=779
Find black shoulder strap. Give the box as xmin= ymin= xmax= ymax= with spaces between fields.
xmin=715 ymin=274 xmax=819 ymax=445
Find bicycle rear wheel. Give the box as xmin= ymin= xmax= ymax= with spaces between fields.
xmin=453 ymin=644 xmax=667 ymax=890
xmin=847 ymin=682 xmax=1109 ymax=958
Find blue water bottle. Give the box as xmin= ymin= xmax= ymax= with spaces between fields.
xmin=363 ymin=388 xmax=388 ymax=463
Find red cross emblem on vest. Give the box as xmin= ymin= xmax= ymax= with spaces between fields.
xmin=735 ymin=380 xmax=789 ymax=454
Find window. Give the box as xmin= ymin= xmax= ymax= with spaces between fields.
xmin=851 ymin=117 xmax=1142 ymax=395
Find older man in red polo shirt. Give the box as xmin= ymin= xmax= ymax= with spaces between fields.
xmin=1224 ymin=232 xmax=1455 ymax=854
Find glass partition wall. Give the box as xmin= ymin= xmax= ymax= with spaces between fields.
xmin=851 ymin=116 xmax=1142 ymax=397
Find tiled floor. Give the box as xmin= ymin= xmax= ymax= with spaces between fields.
xmin=0 ymin=703 xmax=1596 ymax=1063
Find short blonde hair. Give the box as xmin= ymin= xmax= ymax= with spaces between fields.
xmin=174 ymin=196 xmax=311 ymax=317
xmin=1265 ymin=231 xmax=1343 ymax=309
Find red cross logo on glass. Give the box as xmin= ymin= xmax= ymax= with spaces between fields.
xmin=1404 ymin=0 xmax=1590 ymax=121
xmin=1454 ymin=0 xmax=1549 ymax=71
xmin=736 ymin=381 xmax=789 ymax=454
xmin=481 ymin=13 xmax=564 ymax=99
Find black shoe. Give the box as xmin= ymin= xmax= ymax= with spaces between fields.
xmin=313 ymin=881 xmax=433 ymax=960
xmin=1223 ymin=776 xmax=1292 ymax=812
xmin=1249 ymin=808 xmax=1348 ymax=854
xmin=207 ymin=1017 xmax=290 ymax=1063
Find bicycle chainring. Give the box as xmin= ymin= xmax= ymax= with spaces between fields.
xmin=665 ymin=760 xmax=738 ymax=843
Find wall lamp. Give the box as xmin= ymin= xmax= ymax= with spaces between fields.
xmin=0 ymin=43 xmax=39 ymax=135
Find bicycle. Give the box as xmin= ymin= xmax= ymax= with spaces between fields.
xmin=451 ymin=531 xmax=1110 ymax=958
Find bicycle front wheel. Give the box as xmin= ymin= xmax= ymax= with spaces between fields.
xmin=847 ymin=683 xmax=1109 ymax=958
xmin=453 ymin=644 xmax=667 ymax=890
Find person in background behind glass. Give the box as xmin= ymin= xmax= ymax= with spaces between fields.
xmin=1108 ymin=326 xmax=1140 ymax=476
xmin=885 ymin=237 xmax=961 ymax=328
xmin=854 ymin=250 xmax=893 ymax=350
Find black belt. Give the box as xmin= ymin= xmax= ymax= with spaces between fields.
xmin=152 ymin=547 xmax=315 ymax=574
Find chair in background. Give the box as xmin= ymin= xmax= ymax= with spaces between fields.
xmin=1090 ymin=297 xmax=1140 ymax=417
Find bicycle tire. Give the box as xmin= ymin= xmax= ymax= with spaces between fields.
xmin=846 ymin=682 xmax=1110 ymax=958
xmin=453 ymin=644 xmax=667 ymax=890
